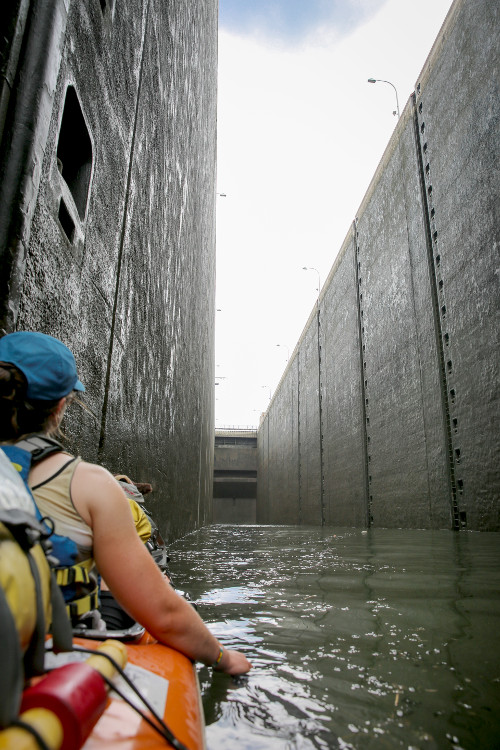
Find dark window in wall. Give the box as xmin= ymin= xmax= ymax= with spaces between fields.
xmin=99 ymin=0 xmax=115 ymax=14
xmin=56 ymin=86 xmax=92 ymax=220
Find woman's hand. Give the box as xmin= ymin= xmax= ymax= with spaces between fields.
xmin=214 ymin=648 xmax=252 ymax=675
xmin=74 ymin=462 xmax=253 ymax=672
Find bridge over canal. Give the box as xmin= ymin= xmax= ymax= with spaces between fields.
xmin=213 ymin=429 xmax=257 ymax=524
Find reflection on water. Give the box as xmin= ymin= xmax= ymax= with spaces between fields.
xmin=169 ymin=526 xmax=500 ymax=749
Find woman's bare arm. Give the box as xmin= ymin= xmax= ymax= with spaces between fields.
xmin=72 ymin=462 xmax=251 ymax=675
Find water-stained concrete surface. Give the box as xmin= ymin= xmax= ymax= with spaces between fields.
xmin=0 ymin=0 xmax=218 ymax=540
xmin=258 ymin=0 xmax=500 ymax=531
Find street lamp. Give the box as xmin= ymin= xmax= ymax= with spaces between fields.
xmin=276 ymin=343 xmax=290 ymax=362
xmin=302 ymin=266 xmax=321 ymax=299
xmin=367 ymin=78 xmax=400 ymax=118
xmin=261 ymin=385 xmax=271 ymax=402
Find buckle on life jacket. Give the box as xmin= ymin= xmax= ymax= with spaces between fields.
xmin=67 ymin=590 xmax=99 ymax=619
xmin=55 ymin=559 xmax=93 ymax=587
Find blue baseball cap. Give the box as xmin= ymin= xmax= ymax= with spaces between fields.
xmin=0 ymin=331 xmax=85 ymax=400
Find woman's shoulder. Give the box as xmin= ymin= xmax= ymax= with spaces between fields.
xmin=73 ymin=461 xmax=129 ymax=507
xmin=74 ymin=460 xmax=122 ymax=488
xmin=71 ymin=461 xmax=129 ymax=525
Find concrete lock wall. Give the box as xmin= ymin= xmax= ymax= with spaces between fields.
xmin=257 ymin=0 xmax=500 ymax=531
xmin=0 ymin=0 xmax=218 ymax=541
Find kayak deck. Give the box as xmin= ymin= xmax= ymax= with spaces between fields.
xmin=71 ymin=632 xmax=206 ymax=750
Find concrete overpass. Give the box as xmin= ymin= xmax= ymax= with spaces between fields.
xmin=213 ymin=429 xmax=257 ymax=523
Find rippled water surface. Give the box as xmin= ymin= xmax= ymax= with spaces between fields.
xmin=169 ymin=526 xmax=500 ymax=749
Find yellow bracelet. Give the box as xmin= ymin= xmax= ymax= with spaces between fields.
xmin=211 ymin=645 xmax=224 ymax=668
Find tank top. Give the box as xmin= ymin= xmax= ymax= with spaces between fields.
xmin=29 ymin=456 xmax=93 ymax=563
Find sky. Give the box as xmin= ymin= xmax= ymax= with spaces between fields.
xmin=214 ymin=0 xmax=454 ymax=428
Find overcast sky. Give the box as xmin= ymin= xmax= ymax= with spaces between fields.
xmin=215 ymin=0 xmax=454 ymax=428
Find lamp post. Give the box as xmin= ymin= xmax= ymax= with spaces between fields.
xmin=367 ymin=78 xmax=400 ymax=118
xmin=302 ymin=266 xmax=321 ymax=303
xmin=260 ymin=385 xmax=271 ymax=402
xmin=276 ymin=343 xmax=290 ymax=363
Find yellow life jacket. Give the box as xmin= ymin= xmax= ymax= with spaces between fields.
xmin=128 ymin=498 xmax=152 ymax=543
xmin=4 ymin=435 xmax=100 ymax=622
xmin=0 ymin=449 xmax=72 ymax=728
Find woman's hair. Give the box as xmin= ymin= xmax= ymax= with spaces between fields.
xmin=0 ymin=361 xmax=73 ymax=441
xmin=114 ymin=474 xmax=134 ymax=484
xmin=135 ymin=483 xmax=153 ymax=496
xmin=115 ymin=475 xmax=153 ymax=496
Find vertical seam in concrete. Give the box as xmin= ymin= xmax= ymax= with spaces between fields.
xmin=317 ymin=305 xmax=325 ymax=525
xmin=197 ymin=397 xmax=203 ymax=528
xmin=394 ymin=116 xmax=434 ymax=524
xmin=266 ymin=415 xmax=270 ymax=524
xmin=353 ymin=220 xmax=371 ymax=527
xmin=297 ymin=349 xmax=302 ymax=524
xmin=412 ymin=93 xmax=462 ymax=530
xmin=98 ymin=0 xmax=151 ymax=458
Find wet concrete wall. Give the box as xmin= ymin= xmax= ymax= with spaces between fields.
xmin=0 ymin=0 xmax=218 ymax=541
xmin=257 ymin=0 xmax=499 ymax=531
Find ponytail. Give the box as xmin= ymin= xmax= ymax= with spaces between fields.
xmin=0 ymin=362 xmax=61 ymax=441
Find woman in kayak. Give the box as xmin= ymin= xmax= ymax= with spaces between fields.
xmin=0 ymin=330 xmax=251 ymax=676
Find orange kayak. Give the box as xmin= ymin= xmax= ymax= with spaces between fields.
xmin=78 ymin=632 xmax=206 ymax=750
xmin=2 ymin=631 xmax=206 ymax=750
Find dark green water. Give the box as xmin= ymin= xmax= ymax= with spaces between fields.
xmin=169 ymin=525 xmax=500 ymax=749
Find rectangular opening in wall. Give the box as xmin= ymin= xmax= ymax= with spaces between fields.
xmin=58 ymin=198 xmax=75 ymax=243
xmin=459 ymin=511 xmax=467 ymax=528
xmin=99 ymin=0 xmax=115 ymax=15
xmin=57 ymin=86 xmax=92 ymax=220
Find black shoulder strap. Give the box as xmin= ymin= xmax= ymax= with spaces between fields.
xmin=0 ymin=585 xmax=23 ymax=728
xmin=14 ymin=435 xmax=65 ymax=464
